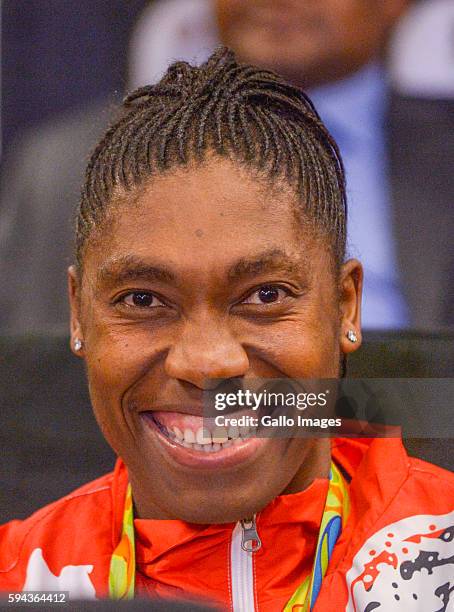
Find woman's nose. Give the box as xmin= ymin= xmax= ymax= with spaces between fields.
xmin=164 ymin=318 xmax=249 ymax=389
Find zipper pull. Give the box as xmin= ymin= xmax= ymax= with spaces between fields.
xmin=240 ymin=516 xmax=262 ymax=552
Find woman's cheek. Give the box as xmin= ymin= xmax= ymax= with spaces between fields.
xmin=242 ymin=328 xmax=309 ymax=377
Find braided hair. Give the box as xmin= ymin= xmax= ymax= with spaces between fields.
xmin=76 ymin=47 xmax=347 ymax=270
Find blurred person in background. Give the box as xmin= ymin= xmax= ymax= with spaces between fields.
xmin=1 ymin=0 xmax=453 ymax=334
xmin=212 ymin=0 xmax=454 ymax=332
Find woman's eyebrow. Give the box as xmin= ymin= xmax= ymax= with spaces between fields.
xmin=97 ymin=255 xmax=176 ymax=286
xmin=96 ymin=249 xmax=307 ymax=287
xmin=227 ymin=248 xmax=306 ymax=281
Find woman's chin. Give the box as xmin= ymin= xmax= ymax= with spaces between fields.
xmin=163 ymin=496 xmax=271 ymax=525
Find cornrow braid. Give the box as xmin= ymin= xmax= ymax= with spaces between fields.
xmin=76 ymin=46 xmax=347 ymax=269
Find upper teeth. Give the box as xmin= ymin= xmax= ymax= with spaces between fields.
xmin=183 ymin=428 xmax=196 ymax=444
xmin=170 ymin=424 xmax=255 ymax=447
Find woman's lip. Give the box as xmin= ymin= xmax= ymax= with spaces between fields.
xmin=141 ymin=409 xmax=254 ymax=428
xmin=140 ymin=412 xmax=267 ymax=470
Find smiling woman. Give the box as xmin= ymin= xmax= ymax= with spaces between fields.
xmin=1 ymin=47 xmax=453 ymax=611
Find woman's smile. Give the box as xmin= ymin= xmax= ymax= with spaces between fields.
xmin=140 ymin=409 xmax=268 ymax=469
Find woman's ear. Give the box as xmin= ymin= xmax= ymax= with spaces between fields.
xmin=68 ymin=265 xmax=84 ymax=357
xmin=339 ymin=258 xmax=363 ymax=355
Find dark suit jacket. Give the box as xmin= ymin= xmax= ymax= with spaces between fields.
xmin=389 ymin=96 xmax=454 ymax=329
xmin=0 ymin=94 xmax=453 ymax=333
xmin=0 ymin=100 xmax=115 ymax=334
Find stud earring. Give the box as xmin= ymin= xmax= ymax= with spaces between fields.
xmin=74 ymin=338 xmax=83 ymax=351
xmin=346 ymin=330 xmax=358 ymax=343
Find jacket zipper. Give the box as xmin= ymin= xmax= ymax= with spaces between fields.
xmin=230 ymin=516 xmax=261 ymax=612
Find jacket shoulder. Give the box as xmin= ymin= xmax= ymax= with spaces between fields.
xmin=0 ymin=471 xmax=116 ymax=594
xmin=408 ymin=453 xmax=454 ymax=486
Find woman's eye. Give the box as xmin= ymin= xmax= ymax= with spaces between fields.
xmin=120 ymin=292 xmax=166 ymax=308
xmin=242 ymin=285 xmax=289 ymax=305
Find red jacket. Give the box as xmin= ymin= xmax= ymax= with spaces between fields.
xmin=1 ymin=438 xmax=453 ymax=611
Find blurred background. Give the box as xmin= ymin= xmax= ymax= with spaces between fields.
xmin=0 ymin=0 xmax=453 ymax=522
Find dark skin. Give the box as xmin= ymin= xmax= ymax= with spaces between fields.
xmin=69 ymin=157 xmax=362 ymax=524
xmin=215 ymin=0 xmax=409 ymax=88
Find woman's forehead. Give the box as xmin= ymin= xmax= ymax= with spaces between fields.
xmin=81 ymin=161 xmax=324 ymax=287
xmin=92 ymin=161 xmax=308 ymax=253
xmin=125 ymin=157 xmax=297 ymax=222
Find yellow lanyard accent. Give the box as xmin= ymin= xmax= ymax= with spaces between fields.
xmin=284 ymin=461 xmax=350 ymax=611
xmin=109 ymin=483 xmax=135 ymax=599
